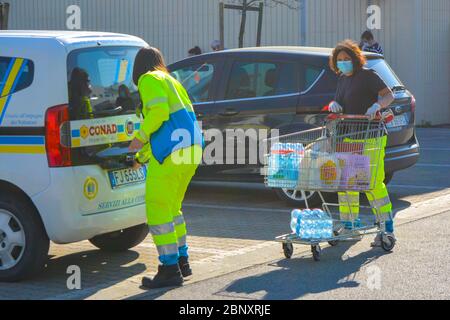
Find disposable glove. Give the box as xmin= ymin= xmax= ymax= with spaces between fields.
xmin=366 ymin=103 xmax=381 ymax=120
xmin=329 ymin=101 xmax=343 ymax=113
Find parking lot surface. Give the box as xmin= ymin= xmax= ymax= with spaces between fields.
xmin=0 ymin=128 xmax=449 ymax=300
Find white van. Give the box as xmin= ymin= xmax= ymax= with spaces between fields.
xmin=0 ymin=31 xmax=150 ymax=281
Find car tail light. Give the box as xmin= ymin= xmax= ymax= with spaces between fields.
xmin=410 ymin=95 xmax=416 ymax=113
xmin=45 ymin=104 xmax=72 ymax=167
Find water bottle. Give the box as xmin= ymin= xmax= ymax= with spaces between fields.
xmin=290 ymin=209 xmax=302 ymax=234
xmin=269 ymin=143 xmax=282 ymax=187
xmin=303 ymin=209 xmax=312 ymax=239
xmin=312 ymin=210 xmax=321 ymax=239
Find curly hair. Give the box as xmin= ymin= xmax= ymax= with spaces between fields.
xmin=329 ymin=39 xmax=367 ymax=74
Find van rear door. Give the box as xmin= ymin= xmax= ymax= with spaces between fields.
xmin=65 ymin=46 xmax=147 ymax=215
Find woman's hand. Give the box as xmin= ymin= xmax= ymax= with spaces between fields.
xmin=131 ymin=160 xmax=142 ymax=170
xmin=128 ymin=138 xmax=144 ymax=153
xmin=366 ymin=103 xmax=382 ymax=120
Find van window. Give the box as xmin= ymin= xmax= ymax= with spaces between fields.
xmin=0 ymin=57 xmax=34 ymax=97
xmin=225 ymin=61 xmax=299 ymax=100
xmin=67 ymin=47 xmax=140 ymax=120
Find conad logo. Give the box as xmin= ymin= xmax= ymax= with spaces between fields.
xmin=80 ymin=124 xmax=118 ymax=140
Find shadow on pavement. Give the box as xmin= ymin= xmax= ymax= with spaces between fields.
xmin=217 ymin=242 xmax=389 ymax=300
xmin=184 ymin=196 xmax=411 ymax=241
xmin=0 ymin=249 xmax=146 ymax=300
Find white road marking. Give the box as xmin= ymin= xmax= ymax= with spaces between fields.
xmin=138 ymin=242 xmax=230 ymax=255
xmin=389 ymin=184 xmax=443 ymax=190
xmin=420 ymin=148 xmax=450 ymax=151
xmin=415 ymin=163 xmax=450 ymax=168
xmin=190 ymin=241 xmax=276 ymax=265
xmin=184 ymin=203 xmax=290 ymax=213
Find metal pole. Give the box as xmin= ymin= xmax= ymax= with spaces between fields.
xmin=238 ymin=0 xmax=248 ymax=48
xmin=219 ymin=2 xmax=225 ymax=50
xmin=1 ymin=2 xmax=9 ymax=30
xmin=256 ymin=2 xmax=263 ymax=47
xmin=0 ymin=3 xmax=4 ymax=30
xmin=299 ymin=0 xmax=307 ymax=46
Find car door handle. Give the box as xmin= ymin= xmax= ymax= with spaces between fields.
xmin=219 ymin=109 xmax=239 ymax=116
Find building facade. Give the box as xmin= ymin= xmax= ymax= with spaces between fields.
xmin=5 ymin=0 xmax=450 ymax=124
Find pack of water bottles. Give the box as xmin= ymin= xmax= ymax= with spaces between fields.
xmin=290 ymin=209 xmax=333 ymax=240
xmin=267 ymin=143 xmax=305 ymax=189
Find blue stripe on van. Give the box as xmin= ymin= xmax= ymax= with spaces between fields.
xmin=0 ymin=136 xmax=45 ymax=145
xmin=71 ymin=129 xmax=81 ymax=138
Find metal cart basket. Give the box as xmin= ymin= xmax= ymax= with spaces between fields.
xmin=263 ymin=114 xmax=396 ymax=261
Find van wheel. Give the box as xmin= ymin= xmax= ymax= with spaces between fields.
xmin=89 ymin=224 xmax=149 ymax=252
xmin=0 ymin=195 xmax=49 ymax=282
xmin=275 ymin=188 xmax=322 ymax=207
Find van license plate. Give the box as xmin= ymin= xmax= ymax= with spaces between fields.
xmin=108 ymin=167 xmax=147 ymax=189
xmin=387 ymin=114 xmax=408 ymax=128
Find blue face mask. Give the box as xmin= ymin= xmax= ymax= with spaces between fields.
xmin=337 ymin=61 xmax=354 ymax=75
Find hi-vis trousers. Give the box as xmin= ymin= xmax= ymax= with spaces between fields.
xmin=145 ymin=145 xmax=202 ymax=266
xmin=338 ymin=136 xmax=393 ymax=226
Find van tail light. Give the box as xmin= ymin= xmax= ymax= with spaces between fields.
xmin=410 ymin=95 xmax=416 ymax=113
xmin=45 ymin=104 xmax=72 ymax=167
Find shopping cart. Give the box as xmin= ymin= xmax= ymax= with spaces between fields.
xmin=263 ymin=113 xmax=396 ymax=261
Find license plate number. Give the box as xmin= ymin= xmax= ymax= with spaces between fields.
xmin=387 ymin=114 xmax=408 ymax=128
xmin=108 ymin=167 xmax=147 ymax=189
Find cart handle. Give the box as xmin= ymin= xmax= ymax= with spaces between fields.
xmin=326 ymin=111 xmax=394 ymax=123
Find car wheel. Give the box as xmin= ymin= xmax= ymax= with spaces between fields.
xmin=384 ymin=173 xmax=394 ymax=185
xmin=275 ymin=188 xmax=323 ymax=207
xmin=89 ymin=224 xmax=149 ymax=252
xmin=0 ymin=194 xmax=49 ymax=282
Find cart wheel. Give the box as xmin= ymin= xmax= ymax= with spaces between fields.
xmin=328 ymin=231 xmax=340 ymax=247
xmin=283 ymin=243 xmax=294 ymax=259
xmin=311 ymin=245 xmax=321 ymax=262
xmin=381 ymin=234 xmax=396 ymax=252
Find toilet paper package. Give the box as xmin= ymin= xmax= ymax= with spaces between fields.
xmin=336 ymin=153 xmax=371 ymax=190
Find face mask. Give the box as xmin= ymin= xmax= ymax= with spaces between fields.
xmin=337 ymin=61 xmax=354 ymax=75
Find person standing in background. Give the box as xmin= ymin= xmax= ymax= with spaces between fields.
xmin=188 ymin=46 xmax=202 ymax=57
xmin=360 ymin=30 xmax=384 ymax=55
xmin=210 ymin=40 xmax=223 ymax=52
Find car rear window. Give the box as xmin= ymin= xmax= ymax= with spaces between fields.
xmin=366 ymin=59 xmax=403 ymax=89
xmin=67 ymin=46 xmax=140 ymax=120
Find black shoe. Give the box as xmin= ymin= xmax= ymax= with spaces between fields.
xmin=178 ymin=256 xmax=193 ymax=278
xmin=141 ymin=265 xmax=184 ymax=290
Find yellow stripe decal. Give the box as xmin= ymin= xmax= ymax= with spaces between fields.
xmin=0 ymin=58 xmax=25 ymax=120
xmin=0 ymin=145 xmax=46 ymax=154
